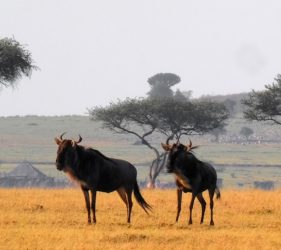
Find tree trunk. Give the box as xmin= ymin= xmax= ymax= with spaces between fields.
xmin=146 ymin=176 xmax=157 ymax=189
xmin=147 ymin=152 xmax=167 ymax=189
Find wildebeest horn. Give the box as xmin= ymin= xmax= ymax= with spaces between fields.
xmin=60 ymin=132 xmax=66 ymax=141
xmin=189 ymin=139 xmax=192 ymax=149
xmin=71 ymin=135 xmax=82 ymax=147
xmin=186 ymin=139 xmax=199 ymax=151
xmin=55 ymin=132 xmax=66 ymax=145
xmin=75 ymin=135 xmax=82 ymax=144
xmin=161 ymin=142 xmax=171 ymax=151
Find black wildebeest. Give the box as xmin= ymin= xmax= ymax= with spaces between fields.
xmin=55 ymin=133 xmax=151 ymax=224
xmin=161 ymin=141 xmax=220 ymax=226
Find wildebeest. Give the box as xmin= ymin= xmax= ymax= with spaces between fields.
xmin=161 ymin=141 xmax=220 ymax=226
xmin=55 ymin=133 xmax=151 ymax=224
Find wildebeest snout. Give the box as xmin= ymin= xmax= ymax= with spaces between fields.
xmin=56 ymin=160 xmax=63 ymax=171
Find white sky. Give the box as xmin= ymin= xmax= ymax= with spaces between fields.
xmin=1 ymin=0 xmax=281 ymax=116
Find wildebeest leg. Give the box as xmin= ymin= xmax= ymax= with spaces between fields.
xmin=117 ymin=187 xmax=128 ymax=205
xmin=188 ymin=194 xmax=196 ymax=225
xmin=176 ymin=188 xmax=182 ymax=222
xmin=90 ymin=190 xmax=97 ymax=224
xmin=208 ymin=189 xmax=215 ymax=226
xmin=81 ymin=188 xmax=91 ymax=224
xmin=117 ymin=187 xmax=130 ymax=222
xmin=125 ymin=189 xmax=133 ymax=223
xmin=196 ymin=193 xmax=206 ymax=224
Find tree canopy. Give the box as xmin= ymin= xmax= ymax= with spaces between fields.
xmin=90 ymin=98 xmax=229 ymax=143
xmin=242 ymin=75 xmax=281 ymax=125
xmin=147 ymin=73 xmax=181 ymax=87
xmin=0 ymin=37 xmax=37 ymax=87
xmin=147 ymin=73 xmax=181 ymax=99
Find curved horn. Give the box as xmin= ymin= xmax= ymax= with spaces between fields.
xmin=55 ymin=132 xmax=66 ymax=145
xmin=60 ymin=132 xmax=66 ymax=141
xmin=161 ymin=142 xmax=172 ymax=151
xmin=186 ymin=139 xmax=199 ymax=151
xmin=76 ymin=135 xmax=82 ymax=144
xmin=189 ymin=139 xmax=192 ymax=149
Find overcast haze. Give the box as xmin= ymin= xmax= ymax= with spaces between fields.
xmin=1 ymin=0 xmax=281 ymax=116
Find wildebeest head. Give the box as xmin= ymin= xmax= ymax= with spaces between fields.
xmin=161 ymin=140 xmax=197 ymax=172
xmin=54 ymin=133 xmax=82 ymax=171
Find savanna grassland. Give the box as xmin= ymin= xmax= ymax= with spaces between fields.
xmin=0 ymin=188 xmax=280 ymax=250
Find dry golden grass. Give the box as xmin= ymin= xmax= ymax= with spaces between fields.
xmin=0 ymin=188 xmax=280 ymax=250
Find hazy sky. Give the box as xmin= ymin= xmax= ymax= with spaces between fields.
xmin=1 ymin=0 xmax=281 ymax=116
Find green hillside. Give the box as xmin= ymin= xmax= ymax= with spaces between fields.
xmin=0 ymin=114 xmax=280 ymax=188
xmin=0 ymin=114 xmax=280 ymax=165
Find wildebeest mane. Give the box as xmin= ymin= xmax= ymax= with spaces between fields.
xmin=75 ymin=145 xmax=119 ymax=167
xmin=88 ymin=147 xmax=117 ymax=164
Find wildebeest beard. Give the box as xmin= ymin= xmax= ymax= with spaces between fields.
xmin=64 ymin=165 xmax=88 ymax=187
xmin=58 ymin=145 xmax=88 ymax=187
xmin=174 ymin=167 xmax=192 ymax=190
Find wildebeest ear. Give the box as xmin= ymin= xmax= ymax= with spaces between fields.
xmin=161 ymin=143 xmax=171 ymax=151
xmin=71 ymin=140 xmax=77 ymax=147
xmin=54 ymin=138 xmax=61 ymax=145
xmin=185 ymin=139 xmax=192 ymax=150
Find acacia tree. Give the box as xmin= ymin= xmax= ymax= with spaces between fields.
xmin=89 ymin=98 xmax=229 ymax=188
xmin=242 ymin=75 xmax=281 ymax=124
xmin=0 ymin=37 xmax=37 ymax=88
xmin=147 ymin=73 xmax=181 ymax=99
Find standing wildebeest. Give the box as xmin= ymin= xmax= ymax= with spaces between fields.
xmin=161 ymin=141 xmax=220 ymax=226
xmin=55 ymin=133 xmax=151 ymax=224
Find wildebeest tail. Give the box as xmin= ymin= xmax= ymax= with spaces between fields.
xmin=133 ymin=181 xmax=152 ymax=214
xmin=215 ymin=186 xmax=221 ymax=199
